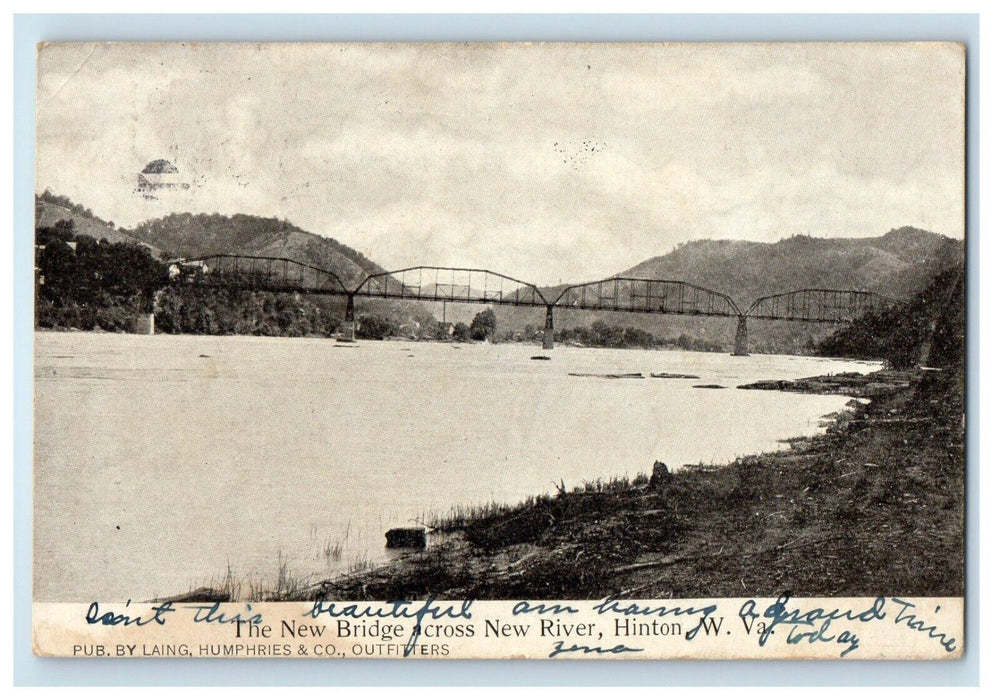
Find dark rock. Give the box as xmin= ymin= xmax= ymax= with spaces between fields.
xmin=385 ymin=527 xmax=427 ymax=549
xmin=650 ymin=461 xmax=672 ymax=488
xmin=568 ymin=372 xmax=644 ymax=379
xmin=164 ymin=587 xmax=231 ymax=603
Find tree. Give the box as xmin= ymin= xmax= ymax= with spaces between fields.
xmin=469 ymin=308 xmax=497 ymax=341
xmin=452 ymin=322 xmax=470 ymax=342
xmin=356 ymin=315 xmax=398 ymax=340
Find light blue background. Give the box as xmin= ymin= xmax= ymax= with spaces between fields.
xmin=13 ymin=13 xmax=980 ymax=686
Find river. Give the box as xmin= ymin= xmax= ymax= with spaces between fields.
xmin=33 ymin=331 xmax=879 ymax=602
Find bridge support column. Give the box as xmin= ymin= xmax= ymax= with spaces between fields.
xmin=340 ymin=294 xmax=356 ymax=341
xmin=733 ymin=315 xmax=749 ymax=356
xmin=135 ymin=313 xmax=155 ymax=335
xmin=542 ymin=305 xmax=555 ymax=350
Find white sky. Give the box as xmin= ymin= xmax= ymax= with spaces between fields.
xmin=36 ymin=42 xmax=965 ymax=285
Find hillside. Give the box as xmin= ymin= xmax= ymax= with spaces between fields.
xmin=493 ymin=228 xmax=963 ymax=353
xmin=622 ymin=228 xmax=963 ymax=309
xmin=130 ymin=212 xmax=384 ymax=287
xmin=35 ymin=192 xmax=384 ymax=288
xmin=816 ymin=264 xmax=965 ymax=369
xmin=35 ymin=191 xmax=158 ymax=254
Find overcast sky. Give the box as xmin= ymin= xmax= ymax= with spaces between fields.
xmin=36 ymin=42 xmax=965 ymax=285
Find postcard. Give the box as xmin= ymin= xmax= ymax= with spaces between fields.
xmin=32 ymin=41 xmax=965 ymax=659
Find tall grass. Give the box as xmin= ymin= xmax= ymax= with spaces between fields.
xmin=317 ymin=520 xmax=351 ymax=565
xmin=323 ymin=538 xmax=344 ymax=564
xmin=428 ymin=472 xmax=650 ymax=532
xmin=347 ymin=554 xmax=374 ymax=576
xmin=198 ymin=559 xmax=243 ymax=602
xmin=191 ymin=552 xmax=318 ymax=602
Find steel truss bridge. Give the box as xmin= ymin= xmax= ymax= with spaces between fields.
xmin=167 ymin=254 xmax=895 ymax=354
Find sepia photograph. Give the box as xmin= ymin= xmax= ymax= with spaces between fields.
xmin=31 ymin=40 xmax=966 ymax=659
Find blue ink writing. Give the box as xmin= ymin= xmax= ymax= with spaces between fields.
xmin=548 ymin=640 xmax=643 ymax=658
xmin=185 ymin=602 xmax=263 ymax=626
xmin=592 ymin=597 xmax=719 ymax=640
xmin=304 ymin=597 xmax=474 ymax=657
xmin=890 ymin=598 xmax=957 ymax=653
xmin=740 ymin=593 xmax=885 ymax=657
xmin=512 ymin=601 xmax=579 ymax=616
xmin=85 ymin=600 xmax=175 ymax=627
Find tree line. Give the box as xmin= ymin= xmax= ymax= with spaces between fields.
xmin=35 ymin=220 xmax=167 ymax=331
xmin=34 ymin=220 xmax=495 ymax=340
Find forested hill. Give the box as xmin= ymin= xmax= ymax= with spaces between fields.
xmin=35 ymin=192 xmax=385 ymax=286
xmin=816 ymin=264 xmax=965 ymax=369
xmin=621 ymin=229 xmax=963 ymax=309
xmin=129 ymin=212 xmax=385 ymax=286
xmin=35 ymin=191 xmax=158 ymax=254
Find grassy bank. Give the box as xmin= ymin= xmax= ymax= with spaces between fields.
xmin=293 ymin=366 xmax=963 ymax=601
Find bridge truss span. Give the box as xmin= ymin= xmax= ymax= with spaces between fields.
xmin=170 ymin=254 xmax=350 ymax=295
xmin=552 ymin=277 xmax=741 ymax=318
xmin=747 ymin=288 xmax=895 ymax=323
xmin=166 ymin=253 xmax=895 ymax=353
xmin=352 ymin=267 xmax=549 ymax=307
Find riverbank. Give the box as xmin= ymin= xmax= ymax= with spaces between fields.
xmin=289 ymin=365 xmax=963 ymax=601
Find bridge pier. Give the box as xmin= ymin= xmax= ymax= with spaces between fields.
xmin=340 ymin=294 xmax=356 ymax=341
xmin=542 ymin=305 xmax=555 ymax=350
xmin=733 ymin=315 xmax=749 ymax=356
xmin=134 ymin=313 xmax=155 ymax=335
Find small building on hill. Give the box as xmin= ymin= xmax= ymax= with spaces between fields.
xmin=136 ymin=159 xmax=190 ymax=196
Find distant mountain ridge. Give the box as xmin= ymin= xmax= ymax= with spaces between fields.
xmin=620 ymin=228 xmax=963 ymax=310
xmin=490 ymin=227 xmax=963 ymax=354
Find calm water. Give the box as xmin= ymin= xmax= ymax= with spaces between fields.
xmin=33 ymin=332 xmax=879 ymax=601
